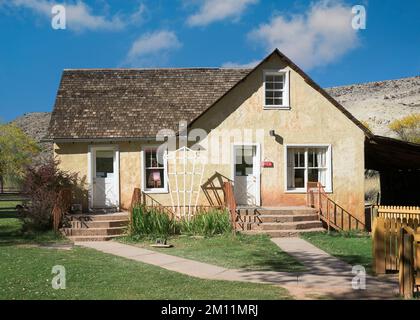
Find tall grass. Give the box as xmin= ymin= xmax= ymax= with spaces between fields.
xmin=131 ymin=205 xmax=179 ymax=239
xmin=179 ymin=209 xmax=232 ymax=236
xmin=130 ymin=206 xmax=231 ymax=239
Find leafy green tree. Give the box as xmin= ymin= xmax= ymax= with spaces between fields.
xmin=389 ymin=113 xmax=420 ymax=144
xmin=0 ymin=124 xmax=40 ymax=192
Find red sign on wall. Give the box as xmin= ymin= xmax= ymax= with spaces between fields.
xmin=261 ymin=161 xmax=274 ymax=168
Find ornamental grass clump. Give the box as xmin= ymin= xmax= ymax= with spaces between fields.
xmin=179 ymin=209 xmax=232 ymax=236
xmin=131 ymin=205 xmax=180 ymax=238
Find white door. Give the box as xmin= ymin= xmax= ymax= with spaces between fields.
xmin=233 ymin=145 xmax=259 ymax=206
xmin=93 ymin=149 xmax=118 ymax=208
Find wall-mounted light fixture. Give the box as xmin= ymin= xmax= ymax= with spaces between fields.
xmin=269 ymin=130 xmax=275 ymax=137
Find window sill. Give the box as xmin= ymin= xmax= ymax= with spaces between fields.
xmin=285 ymin=189 xmax=333 ymax=194
xmin=263 ymin=105 xmax=290 ymax=110
xmin=142 ymin=189 xmax=169 ymax=194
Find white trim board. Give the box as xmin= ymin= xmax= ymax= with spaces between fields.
xmin=283 ymin=144 xmax=332 ymax=193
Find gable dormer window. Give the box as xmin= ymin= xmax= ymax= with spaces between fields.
xmin=263 ymin=69 xmax=289 ymax=109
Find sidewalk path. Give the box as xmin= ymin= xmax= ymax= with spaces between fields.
xmin=76 ymin=239 xmax=399 ymax=299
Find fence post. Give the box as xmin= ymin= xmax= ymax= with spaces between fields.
xmin=399 ymin=229 xmax=414 ymax=298
xmin=372 ymin=217 xmax=386 ymax=274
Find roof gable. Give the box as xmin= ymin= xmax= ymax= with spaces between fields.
xmin=188 ymin=49 xmax=372 ymax=137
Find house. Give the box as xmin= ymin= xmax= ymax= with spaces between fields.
xmin=47 ymin=49 xmax=371 ymax=227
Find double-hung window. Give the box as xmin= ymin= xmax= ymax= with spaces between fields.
xmin=142 ymin=147 xmax=168 ymax=193
xmin=264 ymin=69 xmax=289 ymax=109
xmin=286 ymin=145 xmax=332 ymax=192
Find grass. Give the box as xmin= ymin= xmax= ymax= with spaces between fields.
xmin=0 ymin=211 xmax=291 ymax=300
xmin=0 ymin=200 xmax=22 ymax=212
xmin=0 ymin=217 xmax=68 ymax=245
xmin=121 ymin=233 xmax=306 ymax=273
xmin=301 ymin=231 xmax=373 ymax=274
xmin=0 ymin=246 xmax=291 ymax=300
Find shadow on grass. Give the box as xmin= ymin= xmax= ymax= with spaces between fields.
xmin=0 ymin=212 xmax=67 ymax=246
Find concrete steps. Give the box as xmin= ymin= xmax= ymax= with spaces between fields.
xmin=236 ymin=206 xmax=325 ymax=237
xmin=61 ymin=212 xmax=129 ymax=242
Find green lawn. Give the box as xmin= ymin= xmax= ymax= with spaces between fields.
xmin=0 ymin=200 xmax=22 ymax=214
xmin=0 ymin=215 xmax=291 ymax=300
xmin=0 ymin=217 xmax=67 ymax=245
xmin=301 ymin=231 xmax=373 ymax=274
xmin=121 ymin=233 xmax=306 ymax=273
xmin=0 ymin=245 xmax=291 ymax=300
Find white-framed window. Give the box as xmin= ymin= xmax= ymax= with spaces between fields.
xmin=141 ymin=146 xmax=168 ymax=193
xmin=285 ymin=145 xmax=332 ymax=192
xmin=263 ymin=69 xmax=289 ymax=109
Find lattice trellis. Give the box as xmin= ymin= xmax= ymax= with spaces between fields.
xmin=164 ymin=146 xmax=205 ymax=219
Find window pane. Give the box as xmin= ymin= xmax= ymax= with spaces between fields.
xmin=274 ymin=82 xmax=284 ymax=89
xmin=274 ymin=91 xmax=283 ymax=98
xmin=308 ymin=151 xmax=314 ymax=167
xmin=146 ymin=168 xmax=164 ymax=189
xmin=266 ymin=75 xmax=274 ymax=82
xmin=273 ymin=75 xmax=283 ymax=82
xmin=308 ymin=148 xmax=327 ymax=167
xmin=96 ymin=157 xmax=113 ymax=178
xmin=245 ymin=166 xmax=253 ymax=175
xmin=308 ymin=168 xmax=327 ymax=186
xmin=145 ymin=149 xmax=164 ymax=168
xmin=266 ymin=98 xmax=274 ymax=105
xmin=266 ymin=91 xmax=274 ymax=98
xmin=266 ymin=83 xmax=274 ymax=89
xmin=274 ymin=98 xmax=283 ymax=105
xmin=293 ymin=169 xmax=305 ymax=188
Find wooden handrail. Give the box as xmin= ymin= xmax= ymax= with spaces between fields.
xmin=307 ymin=182 xmax=366 ymax=231
xmin=139 ymin=190 xmax=175 ymax=219
xmin=223 ymin=181 xmax=237 ymax=233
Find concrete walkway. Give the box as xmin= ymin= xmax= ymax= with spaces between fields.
xmin=76 ymin=239 xmax=399 ymax=300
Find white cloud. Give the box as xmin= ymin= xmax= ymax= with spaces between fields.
xmin=187 ymin=0 xmax=258 ymax=27
xmin=248 ymin=0 xmax=360 ymax=69
xmin=1 ymin=0 xmax=147 ymax=31
xmin=125 ymin=30 xmax=182 ymax=66
xmin=221 ymin=60 xmax=259 ymax=68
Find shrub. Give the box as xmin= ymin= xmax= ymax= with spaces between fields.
xmin=21 ymin=160 xmax=83 ymax=231
xmin=179 ymin=209 xmax=232 ymax=236
xmin=131 ymin=205 xmax=180 ymax=239
xmin=388 ymin=113 xmax=420 ymax=143
xmin=129 ymin=207 xmax=232 ymax=239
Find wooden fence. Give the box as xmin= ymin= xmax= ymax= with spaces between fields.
xmin=372 ymin=216 xmax=420 ymax=298
xmin=223 ymin=181 xmax=237 ymax=233
xmin=376 ymin=205 xmax=420 ymax=220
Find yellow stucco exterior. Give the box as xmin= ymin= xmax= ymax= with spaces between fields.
xmin=54 ymin=53 xmax=366 ymax=221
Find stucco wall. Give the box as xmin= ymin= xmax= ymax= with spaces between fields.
xmin=55 ymin=53 xmax=366 ymax=221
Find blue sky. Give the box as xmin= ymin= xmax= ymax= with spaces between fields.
xmin=0 ymin=0 xmax=419 ymax=122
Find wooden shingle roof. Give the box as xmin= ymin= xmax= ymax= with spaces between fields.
xmin=47 ymin=68 xmax=250 ymax=140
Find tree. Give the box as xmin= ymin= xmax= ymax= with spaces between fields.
xmin=0 ymin=123 xmax=40 ymax=192
xmin=388 ymin=113 xmax=420 ymax=144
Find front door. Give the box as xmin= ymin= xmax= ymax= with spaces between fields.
xmin=233 ymin=145 xmax=259 ymax=206
xmin=92 ymin=149 xmax=118 ymax=208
